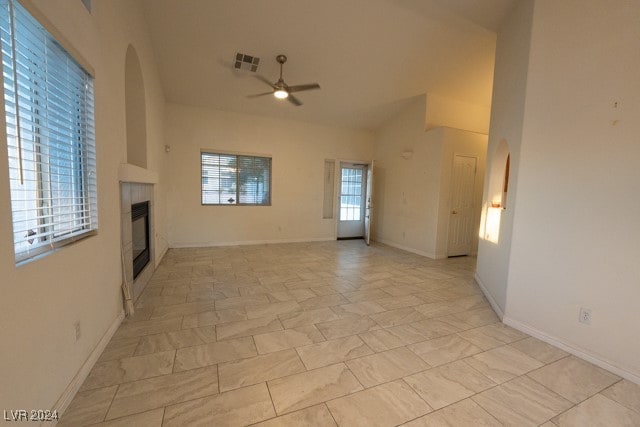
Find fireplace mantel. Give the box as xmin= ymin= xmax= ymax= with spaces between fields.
xmin=118 ymin=163 xmax=158 ymax=184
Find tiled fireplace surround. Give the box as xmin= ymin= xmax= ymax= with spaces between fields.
xmin=120 ymin=181 xmax=155 ymax=301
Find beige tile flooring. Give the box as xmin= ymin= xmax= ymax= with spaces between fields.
xmin=59 ymin=241 xmax=640 ymax=426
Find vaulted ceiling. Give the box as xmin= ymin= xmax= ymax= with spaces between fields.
xmin=141 ymin=0 xmax=515 ymax=129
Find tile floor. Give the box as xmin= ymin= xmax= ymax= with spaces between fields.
xmin=59 ymin=241 xmax=640 ymax=426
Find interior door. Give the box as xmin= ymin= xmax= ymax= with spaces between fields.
xmin=337 ymin=163 xmax=366 ymax=239
xmin=447 ymin=155 xmax=477 ymax=256
xmin=364 ymin=161 xmax=374 ymax=245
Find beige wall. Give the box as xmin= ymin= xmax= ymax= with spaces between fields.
xmin=503 ymin=0 xmax=640 ymax=380
xmin=425 ymin=93 xmax=491 ymax=135
xmin=0 ymin=0 xmax=166 ymax=410
xmin=373 ymin=96 xmax=487 ymax=259
xmin=475 ymin=0 xmax=534 ymax=314
xmin=373 ymin=97 xmax=443 ymax=257
xmin=164 ymin=103 xmax=374 ymax=247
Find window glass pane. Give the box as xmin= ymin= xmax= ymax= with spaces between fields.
xmin=339 ymin=167 xmax=364 ymax=221
xmin=201 ymin=152 xmax=270 ymax=206
xmin=238 ymin=155 xmax=270 ymax=204
xmin=1 ymin=0 xmax=98 ymax=263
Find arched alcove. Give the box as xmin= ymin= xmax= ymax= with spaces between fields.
xmin=480 ymin=139 xmax=511 ymax=243
xmin=125 ymin=45 xmax=147 ymax=168
xmin=488 ymin=139 xmax=510 ymax=209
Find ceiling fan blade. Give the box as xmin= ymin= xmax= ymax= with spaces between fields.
xmin=287 ymin=83 xmax=321 ymax=93
xmin=247 ymin=91 xmax=274 ymax=98
xmin=287 ymin=94 xmax=303 ymax=106
xmin=254 ymin=74 xmax=276 ymax=89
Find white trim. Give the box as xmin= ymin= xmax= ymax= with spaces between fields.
xmin=52 ymin=311 xmax=125 ymax=422
xmin=170 ymin=237 xmax=335 ymax=249
xmin=154 ymin=241 xmax=169 ymax=268
xmin=503 ymin=316 xmax=640 ymax=385
xmin=374 ymin=238 xmax=436 ymax=259
xmin=199 ymin=147 xmax=271 ymax=158
xmin=155 ymin=244 xmax=169 ymax=267
xmin=434 ymin=251 xmax=448 ymax=260
xmin=474 ymin=272 xmax=504 ymax=320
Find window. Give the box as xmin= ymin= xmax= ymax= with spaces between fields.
xmin=201 ymin=152 xmax=271 ymax=205
xmin=0 ymin=0 xmax=98 ymax=263
xmin=340 ymin=167 xmax=363 ymax=220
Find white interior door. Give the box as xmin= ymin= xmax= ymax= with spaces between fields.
xmin=448 ymin=155 xmax=477 ymax=256
xmin=364 ymin=161 xmax=374 ymax=245
xmin=337 ymin=163 xmax=366 ymax=239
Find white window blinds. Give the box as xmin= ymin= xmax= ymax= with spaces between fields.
xmin=201 ymin=152 xmax=271 ymax=205
xmin=0 ymin=0 xmax=98 ymax=263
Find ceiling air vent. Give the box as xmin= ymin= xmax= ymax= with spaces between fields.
xmin=234 ymin=52 xmax=260 ymax=72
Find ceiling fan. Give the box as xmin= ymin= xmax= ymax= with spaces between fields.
xmin=247 ymin=54 xmax=320 ymax=106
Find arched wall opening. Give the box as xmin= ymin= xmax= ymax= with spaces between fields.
xmin=488 ymin=139 xmax=511 ymax=208
xmin=125 ymin=45 xmax=147 ymax=168
xmin=480 ymin=139 xmax=510 ymax=243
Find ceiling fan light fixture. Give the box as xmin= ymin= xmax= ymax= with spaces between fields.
xmin=274 ymin=89 xmax=289 ymax=99
xmin=247 ymin=54 xmax=319 ymax=106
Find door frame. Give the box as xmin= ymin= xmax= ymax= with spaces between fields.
xmin=445 ymin=153 xmax=479 ymax=257
xmin=334 ymin=159 xmax=373 ymax=240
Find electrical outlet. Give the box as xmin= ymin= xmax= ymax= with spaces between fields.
xmin=579 ymin=307 xmax=592 ymax=325
xmin=74 ymin=321 xmax=82 ymax=341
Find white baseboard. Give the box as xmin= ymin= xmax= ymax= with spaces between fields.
xmin=375 ymin=238 xmax=436 ymax=259
xmin=474 ymin=273 xmax=505 ymax=320
xmin=473 ymin=274 xmax=639 ymax=385
xmin=170 ymin=237 xmax=335 ymax=248
xmin=503 ymin=316 xmax=640 ymax=385
xmin=51 ymin=311 xmax=125 ymax=423
xmin=155 ymin=242 xmax=169 ymax=268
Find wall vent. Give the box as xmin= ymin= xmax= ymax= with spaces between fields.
xmin=234 ymin=52 xmax=260 ymax=72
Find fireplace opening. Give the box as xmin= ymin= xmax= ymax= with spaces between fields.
xmin=131 ymin=201 xmax=150 ymax=279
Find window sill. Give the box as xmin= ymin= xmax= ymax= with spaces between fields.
xmin=16 ymin=229 xmax=98 ymax=266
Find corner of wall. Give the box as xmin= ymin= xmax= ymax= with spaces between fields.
xmin=474 ymin=0 xmax=535 ymax=317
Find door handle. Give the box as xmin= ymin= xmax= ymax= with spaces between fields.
xmin=451 ymin=210 xmax=458 ymax=214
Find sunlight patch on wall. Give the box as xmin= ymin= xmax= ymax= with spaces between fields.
xmin=483 ymin=206 xmax=501 ymax=244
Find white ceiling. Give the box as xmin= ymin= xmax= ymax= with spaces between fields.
xmin=141 ymin=0 xmax=515 ymax=130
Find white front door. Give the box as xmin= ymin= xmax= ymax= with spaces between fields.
xmin=337 ymin=163 xmax=366 ymax=239
xmin=447 ymin=155 xmax=477 ymax=256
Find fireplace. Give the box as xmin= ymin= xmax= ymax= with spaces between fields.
xmin=131 ymin=201 xmax=150 ymax=279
